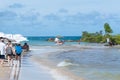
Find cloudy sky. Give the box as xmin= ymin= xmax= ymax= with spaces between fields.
xmin=0 ymin=0 xmax=120 ymax=36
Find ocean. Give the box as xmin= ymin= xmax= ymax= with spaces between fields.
xmin=23 ymin=36 xmax=120 ymax=80
xmin=24 ymin=36 xmax=81 ymax=46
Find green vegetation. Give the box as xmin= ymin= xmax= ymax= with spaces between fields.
xmin=81 ymin=31 xmax=104 ymax=43
xmin=112 ymin=35 xmax=120 ymax=44
xmin=104 ymin=23 xmax=113 ymax=35
xmin=81 ymin=23 xmax=120 ymax=45
xmin=81 ymin=32 xmax=100 ymax=43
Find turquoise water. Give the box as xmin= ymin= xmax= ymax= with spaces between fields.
xmin=24 ymin=36 xmax=81 ymax=46
xmin=23 ymin=36 xmax=103 ymax=46
xmin=26 ymin=36 xmax=120 ymax=80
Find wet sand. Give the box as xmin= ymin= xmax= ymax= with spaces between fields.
xmin=0 ymin=61 xmax=11 ymax=80
xmin=19 ymin=53 xmax=54 ymax=80
xmin=0 ymin=50 xmax=58 ymax=80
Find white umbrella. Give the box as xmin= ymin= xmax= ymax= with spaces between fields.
xmin=0 ymin=32 xmax=28 ymax=43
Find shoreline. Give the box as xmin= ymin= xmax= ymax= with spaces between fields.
xmin=1 ymin=44 xmax=120 ymax=80
xmin=31 ymin=55 xmax=84 ymax=80
xmin=30 ymin=44 xmax=120 ymax=80
xmin=30 ymin=46 xmax=85 ymax=80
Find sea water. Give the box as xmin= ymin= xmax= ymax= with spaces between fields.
xmin=25 ymin=36 xmax=120 ymax=80
xmin=50 ymin=48 xmax=120 ymax=80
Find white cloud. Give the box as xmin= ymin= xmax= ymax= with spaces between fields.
xmin=9 ymin=3 xmax=24 ymax=8
xmin=0 ymin=0 xmax=120 ymax=36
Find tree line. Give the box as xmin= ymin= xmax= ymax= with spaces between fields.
xmin=81 ymin=23 xmax=120 ymax=45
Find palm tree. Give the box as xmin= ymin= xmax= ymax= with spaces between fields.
xmin=104 ymin=23 xmax=113 ymax=36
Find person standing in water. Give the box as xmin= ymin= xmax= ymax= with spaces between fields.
xmin=22 ymin=42 xmax=29 ymax=52
xmin=54 ymin=37 xmax=64 ymax=45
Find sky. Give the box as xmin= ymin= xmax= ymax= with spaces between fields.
xmin=0 ymin=0 xmax=120 ymax=36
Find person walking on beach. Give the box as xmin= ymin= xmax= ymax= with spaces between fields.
xmin=15 ymin=44 xmax=22 ymax=66
xmin=0 ymin=39 xmax=6 ymax=65
xmin=5 ymin=41 xmax=14 ymax=66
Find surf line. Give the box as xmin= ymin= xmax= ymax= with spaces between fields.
xmin=10 ymin=60 xmax=21 ymax=80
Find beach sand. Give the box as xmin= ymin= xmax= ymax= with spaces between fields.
xmin=18 ymin=52 xmax=54 ymax=80
xmin=0 ymin=51 xmax=56 ymax=80
xmin=0 ymin=61 xmax=11 ymax=80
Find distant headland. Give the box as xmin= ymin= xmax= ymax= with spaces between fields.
xmin=80 ymin=23 xmax=120 ymax=46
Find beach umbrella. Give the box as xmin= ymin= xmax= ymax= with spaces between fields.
xmin=0 ymin=32 xmax=28 ymax=43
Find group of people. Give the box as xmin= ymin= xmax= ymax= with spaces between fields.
xmin=0 ymin=38 xmax=29 ymax=66
xmin=106 ymin=38 xmax=115 ymax=46
xmin=54 ymin=37 xmax=64 ymax=45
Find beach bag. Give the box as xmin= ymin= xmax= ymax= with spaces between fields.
xmin=6 ymin=46 xmax=13 ymax=54
xmin=15 ymin=46 xmax=22 ymax=54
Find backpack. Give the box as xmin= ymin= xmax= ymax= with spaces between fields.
xmin=15 ymin=46 xmax=22 ymax=54
xmin=6 ymin=46 xmax=13 ymax=54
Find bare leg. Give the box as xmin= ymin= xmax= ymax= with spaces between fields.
xmin=18 ymin=56 xmax=21 ymax=67
xmin=8 ymin=56 xmax=13 ymax=66
xmin=1 ymin=59 xmax=4 ymax=65
xmin=15 ymin=55 xmax=21 ymax=67
xmin=8 ymin=56 xmax=10 ymax=64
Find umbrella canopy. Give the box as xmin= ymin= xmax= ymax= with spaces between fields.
xmin=0 ymin=32 xmax=28 ymax=43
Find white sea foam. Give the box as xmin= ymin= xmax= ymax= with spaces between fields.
xmin=57 ymin=59 xmax=74 ymax=67
xmin=50 ymin=68 xmax=82 ymax=80
xmin=50 ymin=70 xmax=73 ymax=80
